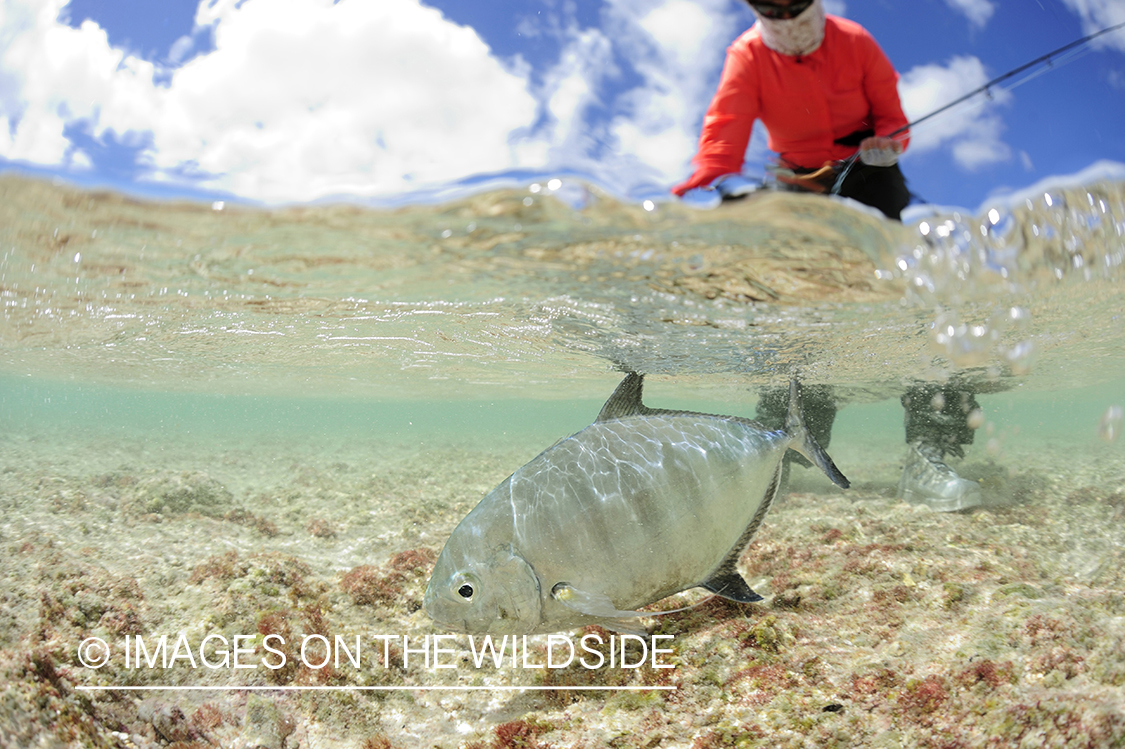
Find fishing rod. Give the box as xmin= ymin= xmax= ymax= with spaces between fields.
xmin=830 ymin=20 xmax=1125 ymax=195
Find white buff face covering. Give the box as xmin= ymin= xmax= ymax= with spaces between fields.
xmin=755 ymin=0 xmax=826 ymax=57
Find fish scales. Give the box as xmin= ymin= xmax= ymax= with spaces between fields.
xmin=511 ymin=416 xmax=787 ymax=602
xmin=424 ymin=373 xmax=849 ymax=635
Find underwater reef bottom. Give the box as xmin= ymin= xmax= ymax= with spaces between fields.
xmin=1 ymin=424 xmax=1123 ymax=749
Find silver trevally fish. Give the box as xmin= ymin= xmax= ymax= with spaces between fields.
xmin=423 ymin=373 xmax=849 ymax=635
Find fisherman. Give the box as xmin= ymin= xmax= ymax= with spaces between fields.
xmin=672 ymin=0 xmax=911 ymax=220
xmin=674 ymin=0 xmax=982 ymax=511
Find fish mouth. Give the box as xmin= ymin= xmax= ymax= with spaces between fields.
xmin=433 ymin=617 xmax=471 ymax=634
xmin=423 ymin=608 xmax=465 ymax=633
xmin=430 ymin=614 xmax=496 ymax=636
xmin=425 ymin=602 xmax=529 ymax=636
xmin=422 ymin=597 xmax=470 ymax=634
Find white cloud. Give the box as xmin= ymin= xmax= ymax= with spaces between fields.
xmin=637 ymin=0 xmax=717 ymax=69
xmin=949 ymin=122 xmax=1009 ymax=170
xmin=167 ymin=35 xmax=194 ymax=65
xmin=823 ymin=0 xmax=847 ymax=16
xmin=3 ymin=3 xmax=163 ymax=169
xmin=601 ymin=0 xmax=742 ymax=185
xmin=0 ymin=0 xmax=799 ymax=201
xmin=1059 ymin=0 xmax=1125 ymax=52
xmin=532 ymin=26 xmax=617 ymax=171
xmin=943 ymin=0 xmax=996 ymax=28
xmin=898 ymin=55 xmax=1011 ymax=170
xmin=484 ymin=0 xmax=741 ymax=193
xmin=0 ymin=0 xmax=541 ymax=202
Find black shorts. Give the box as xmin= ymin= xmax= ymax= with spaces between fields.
xmin=835 ymin=162 xmax=911 ymax=222
xmin=783 ymin=162 xmax=912 ymax=222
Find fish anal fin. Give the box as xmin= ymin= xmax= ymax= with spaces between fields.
xmin=702 ymin=573 xmax=763 ymax=603
xmin=596 ymin=373 xmax=650 ymax=422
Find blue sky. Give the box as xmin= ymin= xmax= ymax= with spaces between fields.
xmin=0 ymin=0 xmax=1122 ymax=210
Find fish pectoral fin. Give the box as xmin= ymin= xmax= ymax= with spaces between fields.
xmin=596 ymin=618 xmax=650 ymax=636
xmin=552 ymin=587 xmax=652 ymax=636
xmin=702 ymin=573 xmax=763 ymax=603
xmin=553 ymin=585 xmax=649 ymax=619
xmin=553 ymin=585 xmax=705 ymax=633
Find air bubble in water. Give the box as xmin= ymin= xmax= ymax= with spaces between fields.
xmin=1008 ymin=306 xmax=1030 ymax=329
xmin=1004 ymin=340 xmax=1037 ymax=376
xmin=1099 ymin=406 xmax=1123 ymax=442
xmin=967 ymin=409 xmax=985 ymax=430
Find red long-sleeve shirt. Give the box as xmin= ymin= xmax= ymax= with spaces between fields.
xmin=674 ymin=15 xmax=910 ymax=195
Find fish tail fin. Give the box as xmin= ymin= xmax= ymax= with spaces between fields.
xmin=786 ymin=379 xmax=850 ymax=489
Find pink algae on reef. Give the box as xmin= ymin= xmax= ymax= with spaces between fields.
xmin=2 ymin=418 xmax=1125 ymax=748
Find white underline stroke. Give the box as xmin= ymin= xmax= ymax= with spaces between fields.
xmin=77 ymin=685 xmax=675 ymax=692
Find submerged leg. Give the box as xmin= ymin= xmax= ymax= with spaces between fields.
xmin=785 ymin=380 xmax=849 ymax=489
xmin=757 ymin=384 xmax=836 ymax=453
xmin=901 ymin=384 xmax=979 ymax=457
xmin=756 ymin=383 xmax=837 ymax=481
xmin=898 ymin=384 xmax=982 ymax=512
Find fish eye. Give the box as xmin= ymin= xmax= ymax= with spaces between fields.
xmin=452 ymin=574 xmax=476 ymax=602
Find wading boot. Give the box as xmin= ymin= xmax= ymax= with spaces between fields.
xmin=897 ymin=441 xmax=982 ymax=512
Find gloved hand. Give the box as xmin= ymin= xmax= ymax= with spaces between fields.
xmin=858 ymin=136 xmax=903 ymax=167
xmin=671 ymin=169 xmax=730 ymax=197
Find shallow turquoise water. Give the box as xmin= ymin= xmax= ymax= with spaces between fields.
xmin=2 ymin=174 xmax=1124 ymax=747
xmin=2 ymin=368 xmax=1122 ymax=438
xmin=2 ymin=173 xmax=1122 ymax=434
xmin=3 ymin=369 xmax=1121 ymax=494
xmin=2 ymin=173 xmax=1123 ymax=472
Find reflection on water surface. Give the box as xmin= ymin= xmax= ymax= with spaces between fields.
xmin=3 ymin=174 xmax=1120 ymax=400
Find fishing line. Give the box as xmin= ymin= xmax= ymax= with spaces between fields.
xmin=1000 ymin=44 xmax=1094 ymax=92
xmin=892 ymin=45 xmax=1093 ymax=140
xmin=829 ymin=20 xmax=1125 ymax=196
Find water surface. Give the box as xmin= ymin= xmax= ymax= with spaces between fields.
xmin=1 ymin=174 xmax=1123 ymax=748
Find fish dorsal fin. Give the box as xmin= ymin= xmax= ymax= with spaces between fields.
xmin=596 ymin=372 xmax=752 ymax=425
xmin=596 ymin=372 xmax=651 ymax=422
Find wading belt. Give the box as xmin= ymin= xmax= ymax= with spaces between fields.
xmin=771 ymin=128 xmax=875 ymax=194
xmin=772 ymin=162 xmax=839 ymax=193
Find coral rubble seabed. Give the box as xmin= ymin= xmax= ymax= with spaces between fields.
xmin=1 ymin=428 xmax=1123 ymax=748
